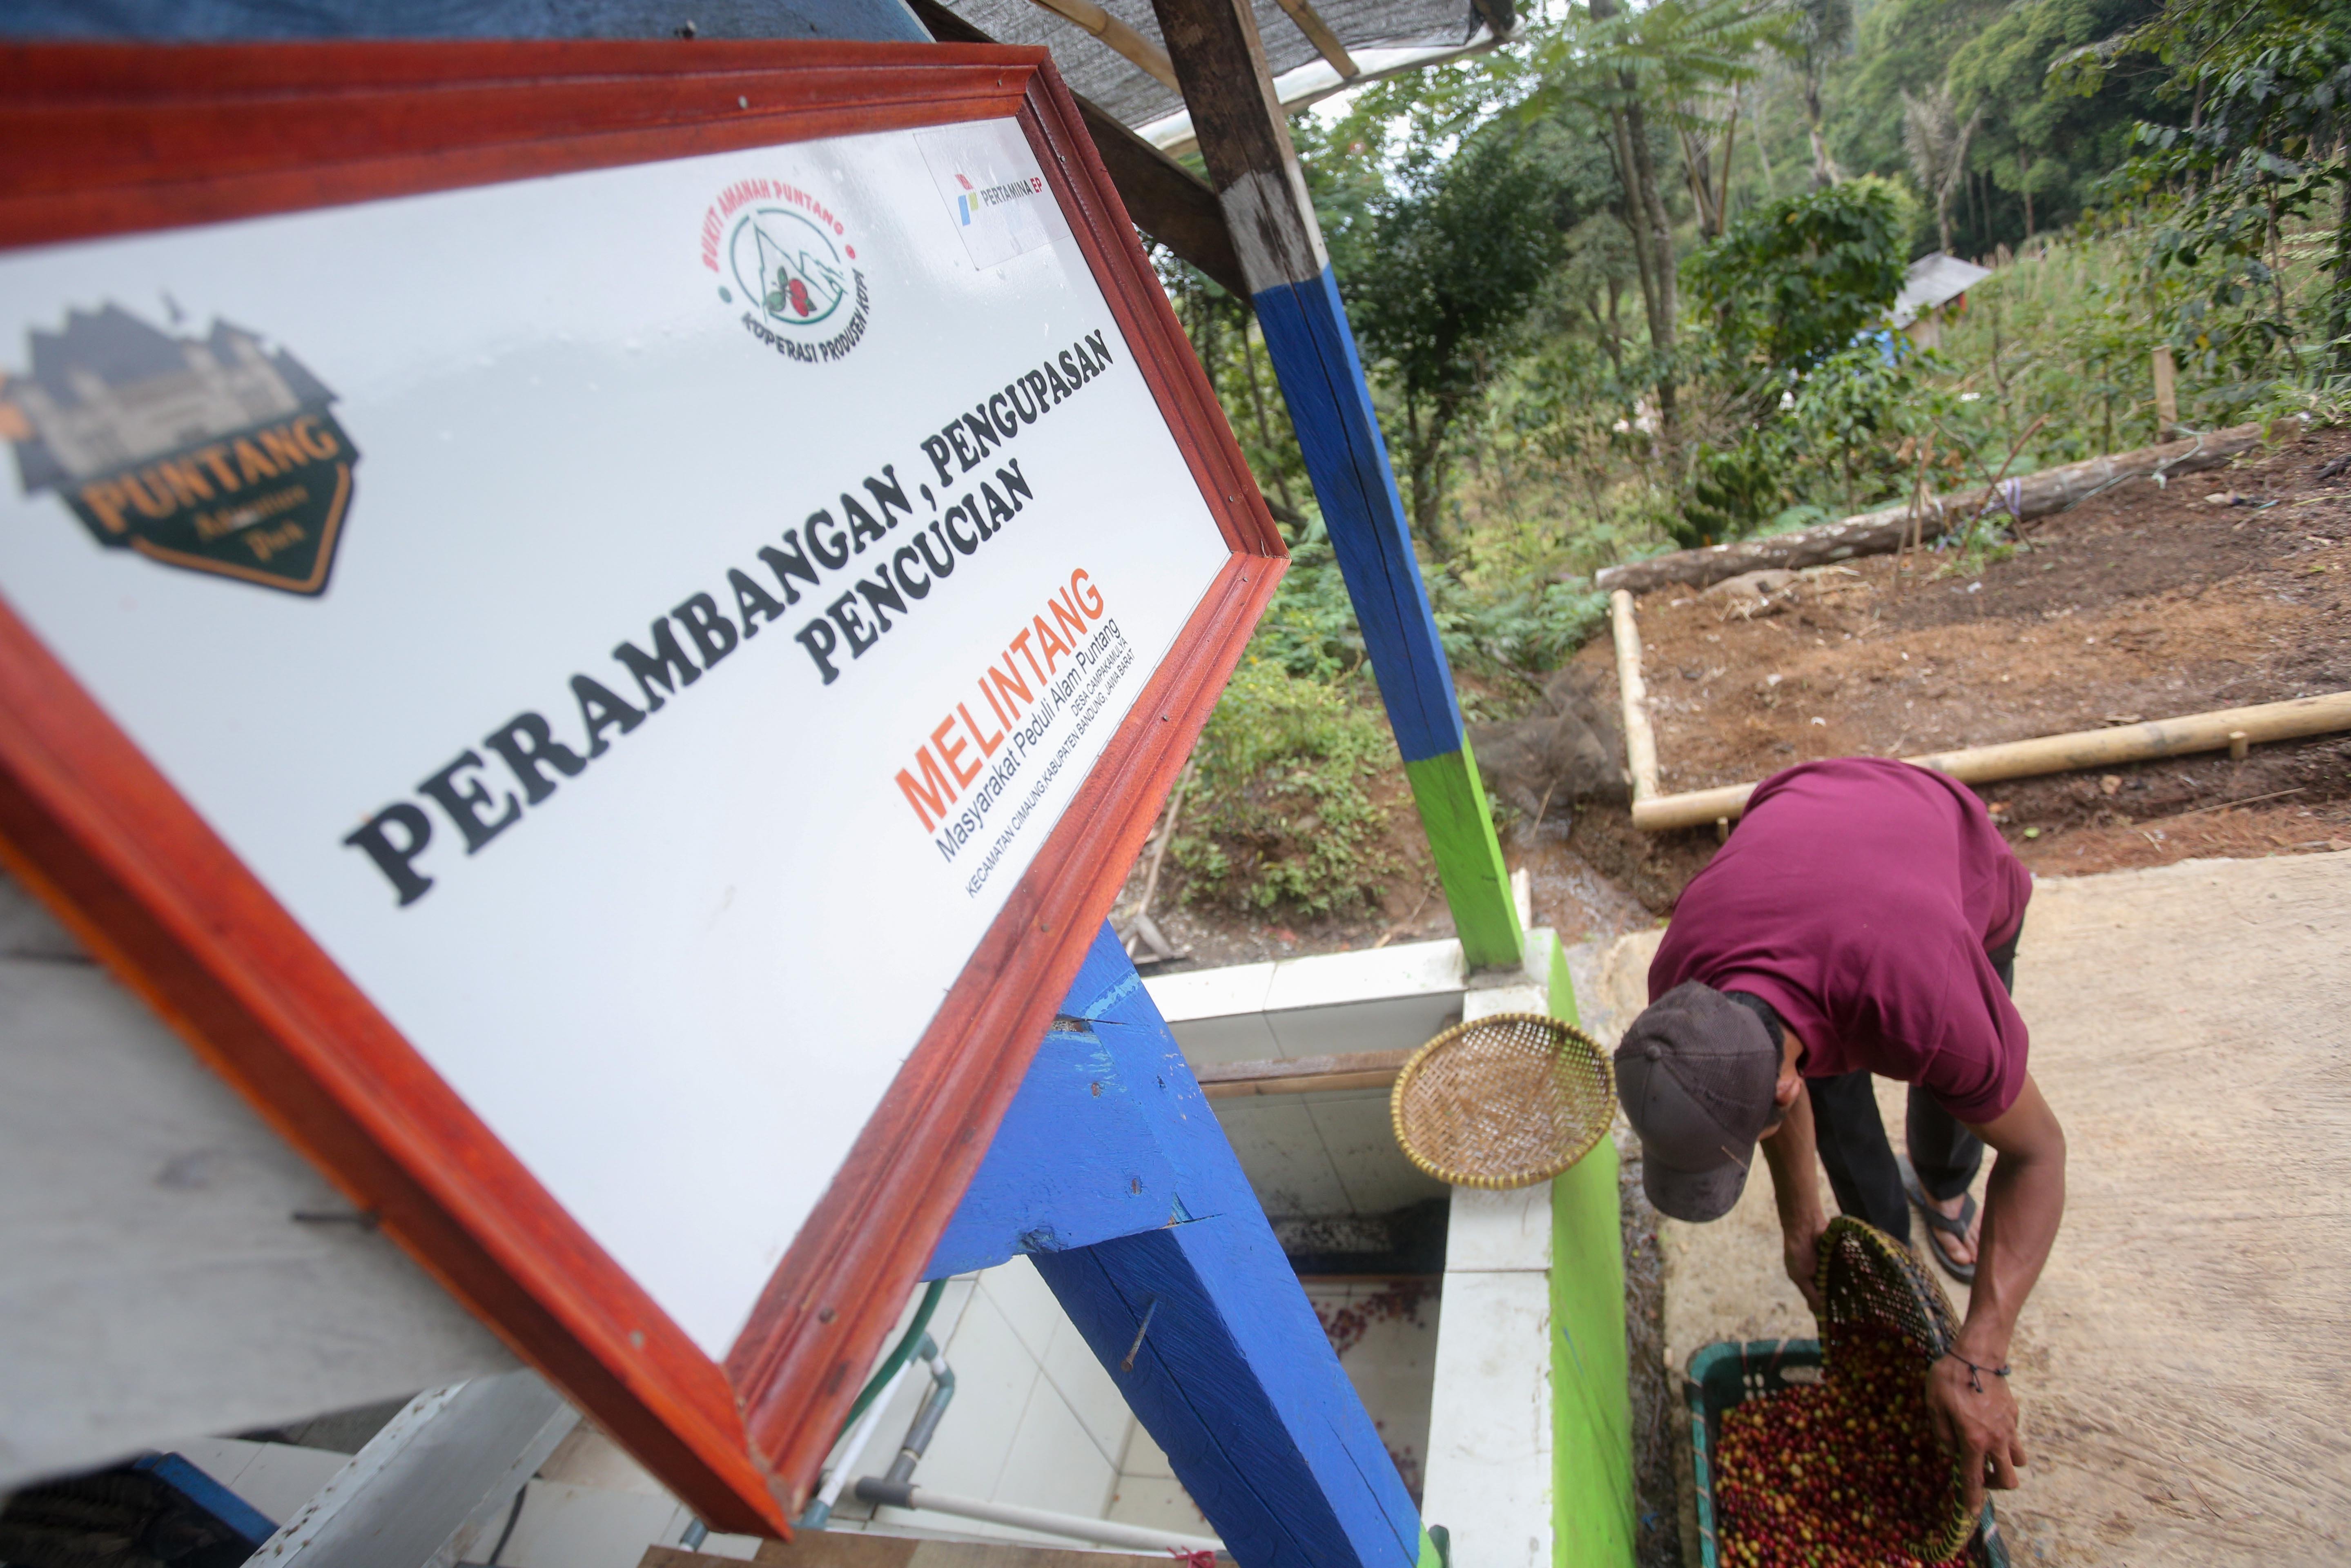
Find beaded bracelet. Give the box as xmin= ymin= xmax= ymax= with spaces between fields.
xmin=1944 ymin=1353 xmax=2012 ymax=1393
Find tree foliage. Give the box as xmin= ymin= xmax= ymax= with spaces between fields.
xmin=2068 ymin=0 xmax=2351 ymax=371
xmin=1686 ymin=175 xmax=1912 ymax=378
xmin=1945 ymin=0 xmax=2167 ymax=240
xmin=1346 ymin=126 xmax=1569 ymax=545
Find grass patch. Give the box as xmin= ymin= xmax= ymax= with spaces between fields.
xmin=1174 ymin=660 xmax=1400 ymax=916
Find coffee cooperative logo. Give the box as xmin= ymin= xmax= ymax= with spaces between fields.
xmin=0 ymin=303 xmax=357 ymax=595
xmin=949 ymin=170 xmax=1046 ymax=226
xmin=701 ymin=177 xmax=872 ymax=365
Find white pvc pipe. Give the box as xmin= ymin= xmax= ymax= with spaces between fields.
xmin=872 ymin=1483 xmax=1223 ymax=1555
xmin=815 ymin=1358 xmax=914 ymax=1514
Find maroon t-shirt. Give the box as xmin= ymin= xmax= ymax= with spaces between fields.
xmin=1648 ymin=757 xmax=2034 ymax=1123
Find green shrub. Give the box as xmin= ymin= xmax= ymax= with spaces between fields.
xmin=1431 ymin=575 xmax=1608 ymax=684
xmin=1248 ymin=525 xmax=1366 ymax=681
xmin=1685 ymin=176 xmax=1914 ymax=380
xmin=1174 ymin=661 xmax=1399 ymax=915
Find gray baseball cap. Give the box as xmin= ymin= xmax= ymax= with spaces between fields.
xmin=1614 ymin=981 xmax=1783 ymax=1222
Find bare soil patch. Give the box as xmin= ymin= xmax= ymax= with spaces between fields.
xmin=1565 ymin=420 xmax=2351 ymax=911
xmin=1126 ymin=423 xmax=2349 ymax=960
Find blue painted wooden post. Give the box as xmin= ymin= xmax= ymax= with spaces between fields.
xmin=931 ymin=925 xmax=1433 ymax=1568
xmin=1149 ymin=0 xmax=1521 ymax=970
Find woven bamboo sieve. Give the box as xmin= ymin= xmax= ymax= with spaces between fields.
xmin=1817 ymin=1216 xmax=1979 ymax=1561
xmin=1818 ymin=1214 xmax=1960 ymax=1360
xmin=1389 ymin=1012 xmax=1615 ymax=1189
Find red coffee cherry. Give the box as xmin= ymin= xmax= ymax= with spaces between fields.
xmin=1713 ymin=1324 xmax=1974 ymax=1567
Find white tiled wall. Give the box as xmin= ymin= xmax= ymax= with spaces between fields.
xmin=827 ymin=1259 xmax=1131 ymax=1544
xmin=1301 ymin=1279 xmax=1443 ymax=1506
xmin=1145 ymin=940 xmax=1468 ymax=1069
xmin=1420 ymin=937 xmax=1567 ymax=1568
xmin=1145 ymin=938 xmax=1468 ymax=1219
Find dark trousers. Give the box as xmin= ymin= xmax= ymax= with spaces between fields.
xmin=1805 ymin=928 xmax=2019 ymax=1245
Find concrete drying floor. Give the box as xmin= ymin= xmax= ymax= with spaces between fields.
xmin=1593 ymin=850 xmax=2351 ymax=1566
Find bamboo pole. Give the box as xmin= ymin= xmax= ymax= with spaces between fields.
xmin=1610 ymin=589 xmax=1660 ymax=803
xmin=1025 ymin=0 xmax=1182 ymax=91
xmin=1627 ymin=692 xmax=2351 ymax=832
xmin=1269 ymin=0 xmax=1359 ymax=78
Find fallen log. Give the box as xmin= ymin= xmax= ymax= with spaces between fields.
xmin=1593 ymin=420 xmax=2288 ymax=595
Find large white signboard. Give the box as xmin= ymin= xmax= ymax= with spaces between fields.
xmin=0 ymin=116 xmax=1232 ymax=1355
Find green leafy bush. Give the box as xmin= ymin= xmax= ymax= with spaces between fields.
xmin=1431 ymin=575 xmax=1609 ymax=682
xmin=1685 ymin=176 xmax=1914 ymax=380
xmin=1787 ymin=341 xmax=1947 ymax=511
xmin=1246 ymin=524 xmax=1366 ymax=681
xmin=1682 ymin=429 xmax=1796 ymax=544
xmin=1174 ymin=661 xmax=1399 ymax=915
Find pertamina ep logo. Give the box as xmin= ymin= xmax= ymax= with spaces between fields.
xmin=951 ymin=171 xmax=1046 ymax=226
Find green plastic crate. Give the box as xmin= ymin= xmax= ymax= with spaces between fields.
xmin=1686 ymin=1339 xmax=2009 ymax=1568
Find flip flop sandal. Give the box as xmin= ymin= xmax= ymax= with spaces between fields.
xmin=1898 ymin=1155 xmax=1979 ymax=1285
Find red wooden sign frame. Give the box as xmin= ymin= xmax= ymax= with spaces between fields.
xmin=0 ymin=42 xmax=1283 ymax=1533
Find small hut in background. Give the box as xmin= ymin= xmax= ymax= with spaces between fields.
xmin=1891 ymin=252 xmax=1994 ymax=350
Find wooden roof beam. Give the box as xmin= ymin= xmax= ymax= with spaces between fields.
xmin=1270 ymin=0 xmax=1359 ymax=78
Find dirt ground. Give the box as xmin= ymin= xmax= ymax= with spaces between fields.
xmin=1558 ymin=418 xmax=2351 ymax=916
xmin=1124 ymin=422 xmax=2350 ymax=966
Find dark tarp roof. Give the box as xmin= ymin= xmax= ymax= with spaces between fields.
xmin=936 ymin=0 xmax=1491 ymax=131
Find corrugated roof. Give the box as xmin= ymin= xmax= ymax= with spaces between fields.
xmin=1892 ymin=252 xmax=1994 ymax=328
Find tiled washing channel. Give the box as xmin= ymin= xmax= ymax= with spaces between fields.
xmin=156 ymin=924 xmax=1619 ymax=1568
xmin=1146 ymin=918 xmax=1629 ymax=1568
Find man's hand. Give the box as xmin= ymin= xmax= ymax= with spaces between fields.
xmin=1925 ymin=1353 xmax=2027 ymax=1515
xmin=1782 ymin=1220 xmax=1826 ymax=1315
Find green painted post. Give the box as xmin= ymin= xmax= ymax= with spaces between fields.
xmin=1402 ymin=742 xmax=1522 ymax=970
xmin=1540 ymin=929 xmax=1636 ymax=1568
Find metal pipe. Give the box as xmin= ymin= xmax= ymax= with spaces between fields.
xmin=851 ymin=1479 xmax=1223 ymax=1556
xmin=883 ymin=1339 xmax=955 ymax=1486
xmin=846 ymin=1343 xmax=1220 ymax=1555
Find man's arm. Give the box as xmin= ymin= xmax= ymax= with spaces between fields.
xmin=1757 ymin=1091 xmax=1830 ymax=1314
xmin=1929 ymin=1071 xmax=2066 ymax=1514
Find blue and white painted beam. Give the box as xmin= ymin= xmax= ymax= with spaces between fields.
xmin=932 ymin=924 xmax=1434 ymax=1568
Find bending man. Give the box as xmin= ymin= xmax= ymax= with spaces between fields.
xmin=1613 ymin=757 xmax=2066 ymax=1512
